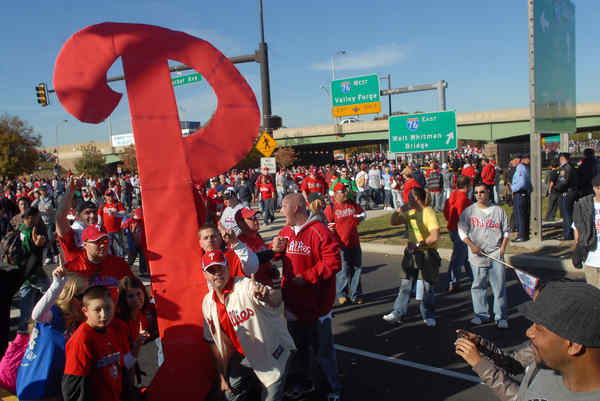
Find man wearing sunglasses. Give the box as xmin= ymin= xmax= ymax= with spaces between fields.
xmin=64 ymin=225 xmax=134 ymax=301
xmin=458 ymin=184 xmax=510 ymax=329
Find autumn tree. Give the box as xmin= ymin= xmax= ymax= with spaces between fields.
xmin=274 ymin=147 xmax=297 ymax=168
xmin=0 ymin=114 xmax=41 ymax=178
xmin=120 ymin=145 xmax=138 ymax=173
xmin=75 ymin=144 xmax=105 ymax=177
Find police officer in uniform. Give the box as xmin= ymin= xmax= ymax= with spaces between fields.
xmin=511 ymin=154 xmax=531 ymax=242
xmin=554 ymin=152 xmax=578 ymax=240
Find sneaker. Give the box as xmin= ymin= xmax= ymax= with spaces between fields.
xmin=382 ymin=312 xmax=402 ymax=323
xmin=497 ymin=319 xmax=509 ymax=329
xmin=424 ymin=318 xmax=437 ymax=327
xmin=353 ymin=298 xmax=364 ymax=305
xmin=328 ymin=393 xmax=341 ymax=401
xmin=338 ymin=297 xmax=349 ymax=306
xmin=44 ymin=258 xmax=52 ymax=265
xmin=470 ymin=316 xmax=488 ymax=325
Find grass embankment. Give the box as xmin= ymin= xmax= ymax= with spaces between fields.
xmin=357 ymin=200 xmax=572 ymax=257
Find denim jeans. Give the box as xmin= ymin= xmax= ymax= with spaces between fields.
xmin=225 ymin=352 xmax=289 ymax=401
xmin=261 ymin=199 xmax=273 ymax=224
xmin=286 ymin=320 xmax=318 ymax=390
xmin=391 ymin=191 xmax=403 ymax=209
xmin=317 ymin=316 xmax=341 ymax=395
xmin=471 ymin=259 xmax=507 ymax=321
xmin=383 ymin=190 xmax=392 ymax=207
xmin=108 ymin=231 xmax=124 ymax=258
xmin=429 ymin=191 xmax=443 ymax=211
xmin=276 ymin=187 xmax=285 ymax=209
xmin=357 ymin=191 xmax=370 ymax=210
xmin=447 ymin=231 xmax=473 ymax=286
xmin=392 ymin=278 xmax=435 ymax=320
xmin=336 ymin=246 xmax=362 ymax=301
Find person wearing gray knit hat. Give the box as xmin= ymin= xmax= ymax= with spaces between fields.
xmin=515 ymin=281 xmax=600 ymax=399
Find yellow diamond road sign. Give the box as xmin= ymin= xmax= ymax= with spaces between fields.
xmin=256 ymin=132 xmax=278 ymax=157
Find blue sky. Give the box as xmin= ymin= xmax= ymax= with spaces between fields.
xmin=1 ymin=0 xmax=598 ymax=148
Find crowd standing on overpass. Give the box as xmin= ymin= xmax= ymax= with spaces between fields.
xmin=2 ymin=144 xmax=600 ymax=399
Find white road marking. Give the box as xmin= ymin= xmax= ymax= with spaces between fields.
xmin=335 ymin=344 xmax=482 ymax=384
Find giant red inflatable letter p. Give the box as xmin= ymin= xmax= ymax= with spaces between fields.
xmin=53 ymin=22 xmax=260 ymax=400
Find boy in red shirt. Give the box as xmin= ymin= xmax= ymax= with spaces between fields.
xmin=324 ymin=182 xmax=366 ymax=305
xmin=256 ymin=174 xmax=275 ymax=226
xmin=62 ymin=286 xmax=138 ymax=401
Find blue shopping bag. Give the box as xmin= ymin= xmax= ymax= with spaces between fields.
xmin=16 ymin=306 xmax=66 ymax=400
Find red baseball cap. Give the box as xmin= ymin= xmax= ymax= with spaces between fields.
xmin=82 ymin=226 xmax=108 ymax=242
xmin=133 ymin=208 xmax=143 ymax=220
xmin=202 ymin=250 xmax=227 ymax=271
xmin=333 ymin=182 xmax=347 ymax=192
xmin=240 ymin=208 xmax=260 ymax=219
xmin=104 ymin=190 xmax=113 ymax=196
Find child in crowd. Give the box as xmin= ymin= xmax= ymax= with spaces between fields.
xmin=16 ymin=265 xmax=88 ymax=399
xmin=116 ymin=276 xmax=157 ymax=387
xmin=62 ymin=286 xmax=138 ymax=401
xmin=116 ymin=276 xmax=156 ymax=348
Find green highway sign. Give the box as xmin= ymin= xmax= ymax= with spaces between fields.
xmin=172 ymin=73 xmax=203 ymax=87
xmin=389 ymin=111 xmax=457 ymax=153
xmin=331 ymin=74 xmax=381 ymax=117
xmin=533 ymin=0 xmax=576 ymax=133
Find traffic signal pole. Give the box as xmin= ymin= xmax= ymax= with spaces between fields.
xmin=45 ymin=0 xmax=279 ymax=132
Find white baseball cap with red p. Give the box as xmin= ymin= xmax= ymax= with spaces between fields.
xmin=202 ymin=250 xmax=228 ymax=271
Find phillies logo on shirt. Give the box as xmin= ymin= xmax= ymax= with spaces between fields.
xmin=307 ymin=181 xmax=322 ymax=190
xmin=286 ymin=240 xmax=311 ymax=256
xmin=334 ymin=207 xmax=355 ymax=219
xmin=229 ymin=308 xmax=255 ymax=327
xmin=470 ymin=217 xmax=501 ymax=230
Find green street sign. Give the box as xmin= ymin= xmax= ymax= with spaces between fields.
xmin=172 ymin=73 xmax=203 ymax=87
xmin=533 ymin=0 xmax=576 ymax=133
xmin=389 ymin=111 xmax=457 ymax=153
xmin=331 ymin=74 xmax=381 ymax=117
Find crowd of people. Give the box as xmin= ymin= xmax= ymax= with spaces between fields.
xmin=0 ymin=144 xmax=600 ymax=400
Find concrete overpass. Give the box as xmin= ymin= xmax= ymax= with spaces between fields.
xmin=273 ymin=103 xmax=600 ymax=148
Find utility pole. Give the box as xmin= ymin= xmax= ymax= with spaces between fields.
xmin=529 ymin=0 xmax=542 ymax=243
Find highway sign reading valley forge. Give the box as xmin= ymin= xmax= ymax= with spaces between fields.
xmin=389 ymin=111 xmax=457 ymax=153
xmin=331 ymin=74 xmax=381 ymax=117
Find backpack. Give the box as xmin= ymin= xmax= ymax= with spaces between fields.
xmin=356 ymin=173 xmax=366 ymax=188
xmin=0 ymin=229 xmax=25 ymax=267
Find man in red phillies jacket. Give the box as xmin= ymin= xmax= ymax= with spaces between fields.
xmin=301 ymin=167 xmax=325 ymax=202
xmin=443 ymin=175 xmax=473 ymax=293
xmin=480 ymin=158 xmax=496 ymax=200
xmin=324 ymin=182 xmax=366 ymax=305
xmin=272 ymin=193 xmax=341 ymax=398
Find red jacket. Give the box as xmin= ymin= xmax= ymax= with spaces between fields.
xmin=402 ymin=178 xmax=421 ymax=204
xmin=277 ymin=218 xmax=341 ymax=321
xmin=443 ymin=190 xmax=472 ymax=232
xmin=481 ymin=164 xmax=495 ymax=185
xmin=461 ymin=165 xmax=475 ymax=178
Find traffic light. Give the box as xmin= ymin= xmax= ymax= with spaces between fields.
xmin=35 ymin=83 xmax=48 ymax=106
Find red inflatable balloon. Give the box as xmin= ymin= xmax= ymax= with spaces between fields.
xmin=53 ymin=22 xmax=260 ymax=400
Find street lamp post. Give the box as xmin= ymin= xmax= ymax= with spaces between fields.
xmin=330 ymin=50 xmax=346 ymax=81
xmin=55 ymin=119 xmax=68 ymax=164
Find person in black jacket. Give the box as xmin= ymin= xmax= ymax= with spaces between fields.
xmin=554 ymin=153 xmax=578 ymax=240
xmin=544 ymin=159 xmax=561 ymax=221
xmin=577 ymin=148 xmax=598 ymax=198
xmin=573 ymin=175 xmax=600 ymax=288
